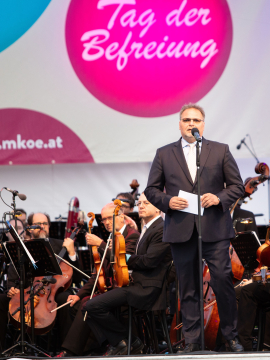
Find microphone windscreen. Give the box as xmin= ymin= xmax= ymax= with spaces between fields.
xmin=191 ymin=128 xmax=199 ymax=136
xmin=18 ymin=193 xmax=27 ymax=201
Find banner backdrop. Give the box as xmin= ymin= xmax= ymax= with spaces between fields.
xmin=0 ymin=0 xmax=270 ymax=165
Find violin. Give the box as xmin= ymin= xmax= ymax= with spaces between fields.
xmin=110 ymin=200 xmax=129 ymax=287
xmin=87 ymin=212 xmax=106 ymax=293
xmin=8 ymin=228 xmax=81 ymax=335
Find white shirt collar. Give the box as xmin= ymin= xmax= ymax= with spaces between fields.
xmin=181 ymin=137 xmax=202 ymax=148
xmin=144 ymin=215 xmax=161 ymax=229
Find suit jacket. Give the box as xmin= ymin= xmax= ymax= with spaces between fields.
xmin=233 ymin=207 xmax=259 ymax=237
xmin=145 ymin=137 xmax=245 ymax=243
xmin=127 ymin=216 xmax=172 ymax=310
xmin=7 ymin=238 xmax=82 ymax=290
xmin=77 ymin=225 xmax=140 ymax=299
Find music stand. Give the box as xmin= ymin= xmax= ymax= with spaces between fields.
xmin=2 ymin=238 xmax=62 ymax=357
xmin=231 ymin=231 xmax=261 ymax=273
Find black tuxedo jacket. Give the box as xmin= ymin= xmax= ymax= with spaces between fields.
xmin=127 ymin=217 xmax=172 ymax=310
xmin=145 ymin=137 xmax=245 ymax=243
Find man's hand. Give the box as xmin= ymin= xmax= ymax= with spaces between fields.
xmin=124 ymin=215 xmax=138 ymax=230
xmin=86 ymin=233 xmax=102 ymax=247
xmin=7 ymin=287 xmax=19 ymax=298
xmin=63 ymin=238 xmax=76 ymax=256
xmin=201 ymin=193 xmax=220 ymax=208
xmin=169 ymin=196 xmax=188 ymax=210
xmin=67 ymin=294 xmax=80 ymax=307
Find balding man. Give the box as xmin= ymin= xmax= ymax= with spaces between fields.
xmin=57 ymin=203 xmax=140 ymax=357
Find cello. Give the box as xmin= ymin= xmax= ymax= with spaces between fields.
xmin=8 ymin=228 xmax=82 ymax=335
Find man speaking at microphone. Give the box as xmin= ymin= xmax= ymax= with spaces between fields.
xmin=145 ymin=103 xmax=244 ymax=353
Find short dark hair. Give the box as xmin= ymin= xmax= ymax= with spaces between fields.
xmin=28 ymin=212 xmax=51 ymax=226
xmin=16 ymin=208 xmax=27 ymax=215
xmin=180 ymin=103 xmax=205 ymax=120
xmin=116 ymin=193 xmax=135 ymax=208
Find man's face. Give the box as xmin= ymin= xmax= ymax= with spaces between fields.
xmin=31 ymin=213 xmax=50 ymax=239
xmin=137 ymin=193 xmax=159 ymax=221
xmin=101 ymin=206 xmax=125 ymax=233
xmin=6 ymin=219 xmax=24 ymax=241
xmin=179 ymin=108 xmax=205 ymax=143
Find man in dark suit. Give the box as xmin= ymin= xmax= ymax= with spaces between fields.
xmin=58 ymin=193 xmax=171 ymax=357
xmin=144 ymin=103 xmax=245 ymax=353
xmin=57 ymin=202 xmax=140 ymax=356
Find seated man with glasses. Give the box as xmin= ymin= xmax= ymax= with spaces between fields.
xmin=57 ymin=193 xmax=171 ymax=357
xmin=57 ymin=202 xmax=140 ymax=356
xmin=2 ymin=212 xmax=83 ymax=350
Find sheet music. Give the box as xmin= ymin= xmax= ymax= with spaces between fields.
xmin=178 ymin=190 xmax=204 ymax=215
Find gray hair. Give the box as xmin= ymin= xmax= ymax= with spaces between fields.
xmin=180 ymin=103 xmax=205 ymax=120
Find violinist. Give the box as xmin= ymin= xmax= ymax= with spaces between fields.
xmin=57 ymin=202 xmax=140 ymax=357
xmin=116 ymin=192 xmax=138 ymax=230
xmin=237 ymin=280 xmax=270 ymax=351
xmin=0 ymin=212 xmax=82 ymax=350
xmin=66 ymin=193 xmax=172 ymax=357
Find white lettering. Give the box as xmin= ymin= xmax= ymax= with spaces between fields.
xmin=56 ymin=136 xmax=63 ymax=148
xmin=26 ymin=139 xmax=35 ymax=149
xmin=120 ymin=8 xmax=156 ymax=37
xmin=35 ymin=139 xmax=43 ymax=149
xmin=2 ymin=140 xmax=16 ymax=150
xmin=199 ymin=39 xmax=218 ymax=68
xmin=81 ymin=30 xmax=110 ymax=61
xmin=48 ymin=139 xmax=56 ymax=149
xmin=17 ymin=134 xmax=26 ymax=149
xmin=166 ymin=0 xmax=211 ymax=27
xmin=97 ymin=0 xmax=136 ymax=30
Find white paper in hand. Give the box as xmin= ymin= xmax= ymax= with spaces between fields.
xmin=178 ymin=190 xmax=204 ymax=215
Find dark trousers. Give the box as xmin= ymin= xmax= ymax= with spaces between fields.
xmin=237 ymin=282 xmax=270 ymax=351
xmin=62 ymin=297 xmax=98 ymax=355
xmin=83 ymin=287 xmax=132 ymax=347
xmin=170 ymin=227 xmax=238 ymax=344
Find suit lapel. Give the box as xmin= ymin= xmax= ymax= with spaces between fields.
xmin=172 ymin=138 xmax=193 ymax=185
xmin=193 ymin=137 xmax=211 ymax=188
xmin=137 ymin=217 xmax=163 ymax=253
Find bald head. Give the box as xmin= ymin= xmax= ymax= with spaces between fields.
xmin=101 ymin=202 xmax=125 ymax=232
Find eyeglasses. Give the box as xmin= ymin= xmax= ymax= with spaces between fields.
xmin=136 ymin=201 xmax=151 ymax=207
xmin=181 ymin=118 xmax=204 ymax=124
xmin=33 ymin=222 xmax=49 ymax=226
xmin=121 ymin=204 xmax=131 ymax=209
xmin=101 ymin=215 xmax=119 ymax=224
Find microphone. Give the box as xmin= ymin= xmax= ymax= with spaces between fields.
xmin=191 ymin=128 xmax=202 ymax=142
xmin=236 ymin=137 xmax=246 ymax=150
xmin=4 ymin=187 xmax=27 ymax=201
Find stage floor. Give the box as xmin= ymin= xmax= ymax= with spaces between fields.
xmin=4 ymin=352 xmax=270 ymax=360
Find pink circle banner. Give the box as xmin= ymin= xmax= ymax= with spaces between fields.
xmin=66 ymin=0 xmax=233 ymax=117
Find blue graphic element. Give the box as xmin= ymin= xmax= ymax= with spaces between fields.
xmin=0 ymin=0 xmax=51 ymax=53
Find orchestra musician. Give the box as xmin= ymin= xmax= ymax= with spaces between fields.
xmin=144 ymin=103 xmax=245 ymax=353
xmin=57 ymin=202 xmax=140 ymax=357
xmin=58 ymin=193 xmax=171 ymax=357
xmin=0 ymin=213 xmax=82 ymax=351
xmin=237 ymin=281 xmax=270 ymax=351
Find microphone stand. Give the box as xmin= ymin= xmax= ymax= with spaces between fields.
xmin=196 ymin=139 xmax=205 ymax=350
